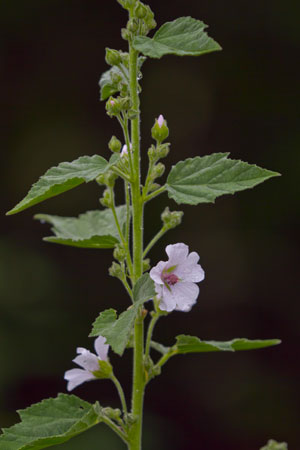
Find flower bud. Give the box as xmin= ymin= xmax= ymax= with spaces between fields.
xmin=109 ymin=261 xmax=123 ymax=279
xmin=103 ymin=407 xmax=122 ymax=421
xmin=106 ymin=97 xmax=122 ymax=116
xmin=151 ymin=114 xmax=169 ymax=143
xmin=108 ymin=135 xmax=122 ymax=153
xmin=105 ymin=48 xmax=122 ymax=66
xmin=135 ymin=2 xmax=148 ymax=19
xmin=157 ymin=143 xmax=170 ymax=159
xmin=124 ymin=0 xmax=137 ymax=7
xmin=121 ymin=28 xmax=130 ymax=41
xmin=151 ymin=162 xmax=165 ymax=179
xmin=148 ymin=183 xmax=161 ymax=193
xmin=143 ymin=258 xmax=151 ymax=272
xmin=114 ymin=244 xmax=126 ymax=262
xmin=161 ymin=207 xmax=183 ymax=230
xmin=100 ymin=188 xmax=112 ymax=208
xmin=127 ymin=18 xmax=139 ymax=33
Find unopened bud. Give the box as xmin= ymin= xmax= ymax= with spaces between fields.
xmin=114 ymin=244 xmax=126 ymax=262
xmin=124 ymin=0 xmax=137 ymax=8
xmin=109 ymin=261 xmax=123 ymax=279
xmin=161 ymin=207 xmax=183 ymax=230
xmin=103 ymin=407 xmax=122 ymax=421
xmin=152 ymin=162 xmax=165 ymax=179
xmin=121 ymin=28 xmax=130 ymax=41
xmin=157 ymin=143 xmax=170 ymax=159
xmin=106 ymin=97 xmax=122 ymax=116
xmin=148 ymin=183 xmax=161 ymax=193
xmin=127 ymin=18 xmax=138 ymax=33
xmin=143 ymin=258 xmax=151 ymax=272
xmin=109 ymin=136 xmax=122 ymax=153
xmin=151 ymin=114 xmax=169 ymax=143
xmin=105 ymin=48 xmax=122 ymax=66
xmin=100 ymin=188 xmax=112 ymax=208
xmin=135 ymin=2 xmax=148 ymax=19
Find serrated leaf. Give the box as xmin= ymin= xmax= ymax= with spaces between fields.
xmin=6 ymin=154 xmax=119 ymax=216
xmin=90 ymin=274 xmax=154 ymax=355
xmin=34 ymin=205 xmax=127 ymax=249
xmin=132 ymin=273 xmax=155 ymax=304
xmin=166 ymin=153 xmax=280 ymax=205
xmin=132 ymin=16 xmax=221 ymax=59
xmin=0 ymin=394 xmax=101 ymax=450
xmin=174 ymin=335 xmax=281 ymax=354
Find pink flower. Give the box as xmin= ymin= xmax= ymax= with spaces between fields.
xmin=157 ymin=114 xmax=165 ymax=128
xmin=121 ymin=143 xmax=132 ymax=158
xmin=150 ymin=243 xmax=205 ymax=312
xmin=64 ymin=336 xmax=109 ymax=391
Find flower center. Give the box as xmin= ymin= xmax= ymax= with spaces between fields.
xmin=162 ymin=271 xmax=179 ymax=286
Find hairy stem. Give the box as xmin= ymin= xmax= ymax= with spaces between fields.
xmin=111 ymin=375 xmax=128 ymax=416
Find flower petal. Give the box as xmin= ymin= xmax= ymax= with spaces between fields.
xmin=175 ymin=251 xmax=205 ymax=282
xmin=94 ymin=336 xmax=109 ymax=361
xmin=159 ymin=284 xmax=177 ymax=312
xmin=172 ymin=281 xmax=199 ymax=312
xmin=64 ymin=368 xmax=95 ymax=391
xmin=165 ymin=243 xmax=189 ymax=267
xmin=73 ymin=348 xmax=99 ymax=372
xmin=149 ymin=261 xmax=166 ymax=285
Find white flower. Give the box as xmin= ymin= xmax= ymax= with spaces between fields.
xmin=149 ymin=243 xmax=205 ymax=312
xmin=121 ymin=143 xmax=132 ymax=158
xmin=64 ymin=336 xmax=109 ymax=391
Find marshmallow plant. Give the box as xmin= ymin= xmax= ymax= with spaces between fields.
xmin=2 ymin=1 xmax=285 ymax=449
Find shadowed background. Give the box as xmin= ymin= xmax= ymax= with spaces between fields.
xmin=0 ymin=0 xmax=299 ymax=449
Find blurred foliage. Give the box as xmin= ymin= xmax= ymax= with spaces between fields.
xmin=1 ymin=0 xmax=299 ymax=449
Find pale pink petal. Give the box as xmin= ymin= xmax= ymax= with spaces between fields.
xmin=172 ymin=281 xmax=199 ymax=312
xmin=159 ymin=285 xmax=177 ymax=312
xmin=64 ymin=368 xmax=95 ymax=391
xmin=157 ymin=114 xmax=164 ymax=128
xmin=165 ymin=243 xmax=189 ymax=267
xmin=150 ymin=261 xmax=166 ymax=285
xmin=73 ymin=349 xmax=99 ymax=372
xmin=94 ymin=336 xmax=109 ymax=361
xmin=175 ymin=252 xmax=205 ymax=282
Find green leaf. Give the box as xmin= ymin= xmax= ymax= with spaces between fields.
xmin=6 ymin=154 xmax=118 ymax=215
xmin=260 ymin=440 xmax=288 ymax=450
xmin=99 ymin=57 xmax=146 ymax=101
xmin=34 ymin=205 xmax=127 ymax=249
xmin=90 ymin=274 xmax=155 ymax=355
xmin=0 ymin=394 xmax=101 ymax=450
xmin=174 ymin=335 xmax=281 ymax=354
xmin=132 ymin=16 xmax=221 ymax=59
xmin=166 ymin=153 xmax=280 ymax=205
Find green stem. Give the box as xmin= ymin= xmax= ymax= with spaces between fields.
xmin=110 ymin=188 xmax=133 ymax=276
xmin=154 ymin=350 xmax=177 ymax=370
xmin=143 ymin=226 xmax=167 ymax=258
xmin=144 ymin=185 xmax=166 ymax=203
xmin=125 ymin=180 xmax=131 ymax=245
xmin=102 ymin=415 xmax=128 ymax=444
xmin=145 ymin=313 xmax=160 ymax=358
xmin=128 ymin=31 xmax=145 ymax=450
xmin=111 ymin=375 xmax=128 ymax=416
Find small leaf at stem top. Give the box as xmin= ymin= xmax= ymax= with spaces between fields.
xmin=0 ymin=394 xmax=102 ymax=450
xmin=132 ymin=16 xmax=221 ymax=58
xmin=166 ymin=153 xmax=280 ymax=205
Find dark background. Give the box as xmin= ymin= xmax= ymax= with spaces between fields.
xmin=0 ymin=0 xmax=299 ymax=449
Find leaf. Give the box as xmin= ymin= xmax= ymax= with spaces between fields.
xmin=99 ymin=57 xmax=146 ymax=101
xmin=132 ymin=273 xmax=156 ymax=304
xmin=166 ymin=153 xmax=280 ymax=205
xmin=34 ymin=205 xmax=127 ymax=249
xmin=6 ymin=154 xmax=118 ymax=215
xmin=174 ymin=335 xmax=281 ymax=354
xmin=90 ymin=274 xmax=155 ymax=355
xmin=132 ymin=16 xmax=221 ymax=59
xmin=0 ymin=394 xmax=101 ymax=450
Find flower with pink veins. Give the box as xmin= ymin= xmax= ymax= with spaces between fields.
xmin=149 ymin=243 xmax=205 ymax=312
xmin=64 ymin=336 xmax=109 ymax=391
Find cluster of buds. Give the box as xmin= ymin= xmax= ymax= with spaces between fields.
xmin=161 ymin=207 xmax=184 ymax=230
xmin=96 ymin=170 xmax=118 ymax=189
xmin=106 ymin=96 xmax=131 ymax=117
xmin=121 ymin=1 xmax=156 ymax=41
